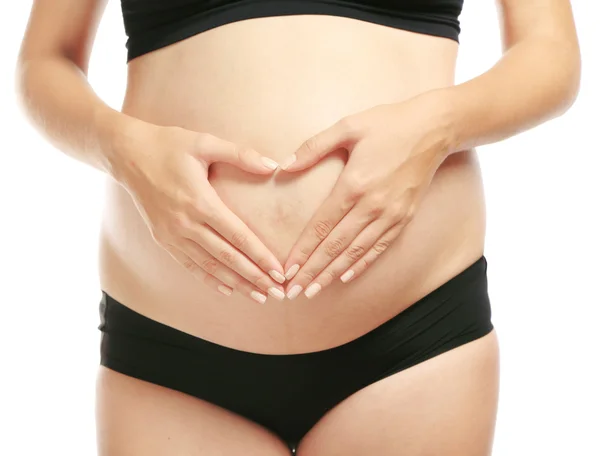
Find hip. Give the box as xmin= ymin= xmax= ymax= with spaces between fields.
xmin=97 ymin=254 xmax=494 ymax=447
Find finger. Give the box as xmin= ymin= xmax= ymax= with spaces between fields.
xmin=194 ymin=133 xmax=279 ymax=174
xmin=178 ymin=238 xmax=273 ymax=304
xmin=302 ymin=217 xmax=398 ymax=298
xmin=162 ymin=244 xmax=234 ymax=298
xmin=199 ymin=182 xmax=286 ymax=283
xmin=280 ymin=117 xmax=357 ymax=172
xmin=183 ymin=222 xmax=286 ymax=301
xmin=284 ymin=204 xmax=377 ymax=299
xmin=283 ymin=175 xmax=364 ymax=281
xmin=338 ymin=222 xmax=406 ymax=284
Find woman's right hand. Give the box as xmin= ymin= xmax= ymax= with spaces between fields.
xmin=113 ymin=121 xmax=286 ymax=304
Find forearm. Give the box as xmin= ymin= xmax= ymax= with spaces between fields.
xmin=432 ymin=35 xmax=581 ymax=156
xmin=15 ymin=55 xmax=142 ymax=180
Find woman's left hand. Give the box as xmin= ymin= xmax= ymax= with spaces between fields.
xmin=280 ymin=91 xmax=454 ymax=300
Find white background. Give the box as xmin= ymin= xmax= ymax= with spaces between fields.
xmin=1 ymin=1 xmax=598 ymax=455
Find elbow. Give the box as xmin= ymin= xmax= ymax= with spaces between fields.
xmin=550 ymin=39 xmax=582 ymax=118
xmin=13 ymin=55 xmax=45 ymax=127
xmin=14 ymin=41 xmax=42 ymax=117
xmin=14 ymin=53 xmax=51 ymax=127
xmin=14 ymin=55 xmax=34 ymax=118
xmin=558 ymin=58 xmax=581 ymax=117
xmin=550 ymin=75 xmax=580 ymax=121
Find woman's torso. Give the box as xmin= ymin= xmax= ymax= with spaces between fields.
xmin=99 ymin=14 xmax=486 ymax=354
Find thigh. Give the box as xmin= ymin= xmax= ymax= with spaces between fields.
xmin=96 ymin=366 xmax=292 ymax=456
xmin=297 ymin=329 xmax=500 ymax=456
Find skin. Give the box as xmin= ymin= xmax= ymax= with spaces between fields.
xmin=280 ymin=1 xmax=582 ymax=298
xmin=16 ymin=0 xmax=580 ymax=455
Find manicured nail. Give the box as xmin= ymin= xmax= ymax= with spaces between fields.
xmin=268 ymin=287 xmax=285 ymax=301
xmin=269 ymin=270 xmax=286 ymax=284
xmin=287 ymin=285 xmax=303 ymax=300
xmin=251 ymin=290 xmax=267 ymax=304
xmin=285 ymin=264 xmax=300 ymax=280
xmin=304 ymin=283 xmax=322 ymax=299
xmin=261 ymin=157 xmax=279 ymax=170
xmin=340 ymin=270 xmax=355 ymax=283
xmin=218 ymin=285 xmax=233 ymax=296
xmin=280 ymin=154 xmax=297 ymax=170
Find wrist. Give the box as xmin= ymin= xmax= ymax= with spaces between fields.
xmin=94 ymin=106 xmax=151 ymax=183
xmin=408 ymin=88 xmax=458 ymax=166
xmin=411 ymin=88 xmax=458 ymax=161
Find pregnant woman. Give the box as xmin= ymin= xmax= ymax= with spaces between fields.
xmin=17 ymin=1 xmax=580 ymax=455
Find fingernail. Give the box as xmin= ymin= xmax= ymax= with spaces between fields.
xmin=304 ymin=283 xmax=322 ymax=299
xmin=340 ymin=270 xmax=355 ymax=283
xmin=218 ymin=285 xmax=233 ymax=296
xmin=280 ymin=154 xmax=297 ymax=170
xmin=261 ymin=157 xmax=279 ymax=170
xmin=251 ymin=290 xmax=267 ymax=304
xmin=285 ymin=264 xmax=300 ymax=280
xmin=269 ymin=270 xmax=286 ymax=284
xmin=287 ymin=285 xmax=303 ymax=300
xmin=268 ymin=287 xmax=285 ymax=301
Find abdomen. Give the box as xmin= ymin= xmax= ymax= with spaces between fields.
xmin=99 ymin=15 xmax=486 ymax=354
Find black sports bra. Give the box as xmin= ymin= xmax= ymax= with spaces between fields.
xmin=121 ymin=0 xmax=465 ymax=62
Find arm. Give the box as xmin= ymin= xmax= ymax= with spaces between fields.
xmin=436 ymin=0 xmax=581 ymax=155
xmin=15 ymin=0 xmax=287 ymax=302
xmin=15 ymin=0 xmax=138 ymax=181
xmin=278 ymin=0 xmax=581 ymax=298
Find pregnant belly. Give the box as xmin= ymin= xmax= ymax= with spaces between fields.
xmin=98 ymin=15 xmax=486 ymax=354
xmin=208 ymin=149 xmax=349 ymax=262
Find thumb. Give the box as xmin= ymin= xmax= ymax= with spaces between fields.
xmin=194 ymin=133 xmax=279 ymax=174
xmin=280 ymin=118 xmax=356 ymax=172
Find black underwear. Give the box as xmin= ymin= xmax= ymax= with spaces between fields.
xmin=98 ymin=255 xmax=493 ymax=452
